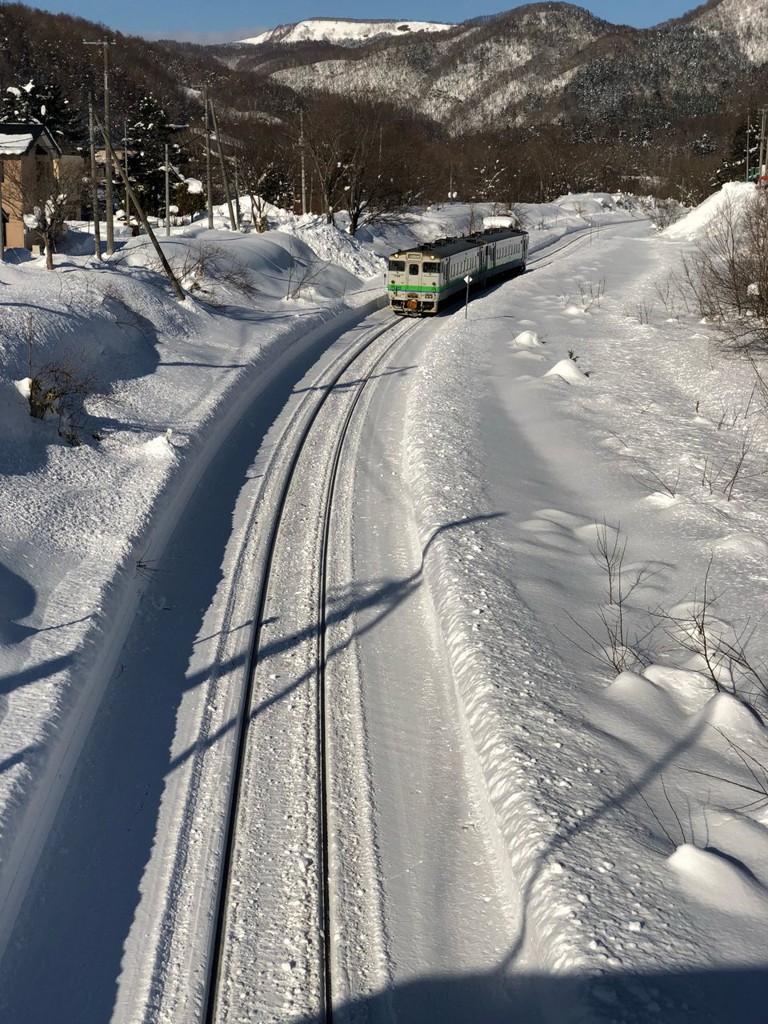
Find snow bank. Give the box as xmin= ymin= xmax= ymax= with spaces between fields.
xmin=0 ymin=218 xmax=386 ymax=967
xmin=663 ymin=181 xmax=755 ymax=240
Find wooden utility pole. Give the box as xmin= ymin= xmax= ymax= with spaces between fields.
xmin=84 ymin=39 xmax=115 ymax=253
xmin=209 ymin=98 xmax=237 ymax=231
xmin=124 ymin=119 xmax=131 ymax=223
xmin=165 ymin=143 xmax=171 ymax=237
xmin=299 ymin=110 xmax=309 ymax=216
xmin=203 ymin=84 xmax=213 ymax=228
xmin=88 ymin=95 xmax=102 ymax=259
xmin=93 ymin=111 xmax=185 ymax=301
xmin=0 ymin=162 xmax=5 ymax=260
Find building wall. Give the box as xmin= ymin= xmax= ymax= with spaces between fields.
xmin=0 ymin=151 xmax=66 ymax=250
xmin=1 ymin=157 xmax=25 ymax=248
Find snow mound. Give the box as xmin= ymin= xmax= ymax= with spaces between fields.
xmin=544 ymin=359 xmax=589 ymax=384
xmin=663 ymin=181 xmax=755 ymax=241
xmin=669 ymin=844 xmax=768 ymax=917
xmin=513 ymin=330 xmax=542 ymax=347
xmin=284 ymin=221 xmax=384 ymax=278
xmin=694 ymin=691 xmax=766 ymax=741
xmin=139 ymin=433 xmax=177 ymax=460
xmin=642 ymin=664 xmax=713 ymax=714
xmin=603 ymin=671 xmax=675 ymax=714
xmin=714 ymin=531 xmax=768 ymax=560
xmin=644 ymin=491 xmax=677 ymax=508
xmin=554 ymin=193 xmax=617 ymax=217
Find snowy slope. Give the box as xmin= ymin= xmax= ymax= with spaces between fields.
xmin=693 ymin=0 xmax=768 ymax=64
xmin=240 ymin=17 xmax=454 ymax=47
xmin=0 ymin=191 xmax=767 ymax=1022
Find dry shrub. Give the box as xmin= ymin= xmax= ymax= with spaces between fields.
xmin=683 ymin=189 xmax=768 ymax=354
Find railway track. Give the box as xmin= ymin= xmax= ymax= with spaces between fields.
xmin=195 ymin=218 xmax=635 ymax=1021
xmin=202 ymin=311 xmax=418 ymax=1024
xmin=527 ymin=217 xmax=641 ymax=272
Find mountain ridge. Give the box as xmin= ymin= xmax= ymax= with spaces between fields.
xmin=228 ymin=2 xmax=761 ymax=135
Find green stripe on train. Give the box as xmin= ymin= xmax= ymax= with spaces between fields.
xmin=387 ymin=283 xmax=446 ymax=293
xmin=388 ymin=261 xmax=523 ymax=295
xmin=387 ymin=278 xmax=470 ymax=293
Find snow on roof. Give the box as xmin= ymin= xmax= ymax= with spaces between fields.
xmin=0 ymin=123 xmax=61 ymax=157
xmin=0 ymin=132 xmax=35 ymax=155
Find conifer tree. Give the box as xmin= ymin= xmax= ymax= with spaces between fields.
xmin=0 ymin=80 xmax=84 ymax=147
xmin=126 ymin=93 xmax=185 ymax=216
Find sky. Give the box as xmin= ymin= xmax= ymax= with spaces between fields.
xmin=20 ymin=0 xmax=704 ymax=44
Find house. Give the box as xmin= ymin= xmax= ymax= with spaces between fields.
xmin=0 ymin=122 xmax=62 ymax=250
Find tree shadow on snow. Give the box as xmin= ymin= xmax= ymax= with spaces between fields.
xmin=291 ymin=963 xmax=768 ymax=1024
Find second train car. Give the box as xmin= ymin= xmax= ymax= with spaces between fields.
xmin=386 ymin=222 xmax=529 ymax=315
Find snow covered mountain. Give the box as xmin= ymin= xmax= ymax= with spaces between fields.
xmin=690 ymin=0 xmax=768 ymax=65
xmin=230 ymin=2 xmax=768 ymax=134
xmin=240 ymin=18 xmax=454 ymax=48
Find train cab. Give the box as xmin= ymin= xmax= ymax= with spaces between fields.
xmin=387 ymin=252 xmax=442 ymax=314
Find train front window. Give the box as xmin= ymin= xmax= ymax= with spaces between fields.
xmin=388 ymin=259 xmax=405 ymax=272
xmin=408 ymin=263 xmax=420 ymax=276
xmin=424 ymin=261 xmax=439 ymax=275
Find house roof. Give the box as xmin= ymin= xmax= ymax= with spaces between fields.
xmin=0 ymin=122 xmax=61 ymax=157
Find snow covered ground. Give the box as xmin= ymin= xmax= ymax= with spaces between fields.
xmin=0 ymin=189 xmax=767 ymax=1022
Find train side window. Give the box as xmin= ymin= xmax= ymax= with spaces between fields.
xmin=388 ymin=259 xmax=406 ymax=272
xmin=408 ymin=263 xmax=420 ymax=276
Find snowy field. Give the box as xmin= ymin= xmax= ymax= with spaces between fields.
xmin=0 ymin=187 xmax=767 ymax=1022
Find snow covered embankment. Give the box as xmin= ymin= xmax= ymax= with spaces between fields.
xmin=0 ymin=225 xmax=385 ymax=966
xmin=403 ymin=323 xmax=600 ymax=1018
xmin=404 ymin=197 xmax=768 ymax=1023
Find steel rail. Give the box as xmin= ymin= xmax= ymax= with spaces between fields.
xmin=202 ymin=313 xmax=417 ymax=1024
xmin=314 ymin=318 xmax=418 ymax=1020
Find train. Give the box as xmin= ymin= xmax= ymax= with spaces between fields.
xmin=386 ymin=219 xmax=529 ymax=315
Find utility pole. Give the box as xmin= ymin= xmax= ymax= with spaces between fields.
xmin=0 ymin=162 xmax=5 ymax=261
xmin=84 ymin=38 xmax=115 ymax=254
xmin=165 ymin=143 xmax=171 ymax=236
xmin=93 ymin=110 xmax=184 ymax=301
xmin=299 ymin=109 xmax=307 ymax=215
xmin=203 ymin=84 xmax=213 ymax=228
xmin=209 ymin=98 xmax=236 ymax=231
xmin=124 ymin=118 xmax=131 ymax=223
xmin=190 ymin=83 xmax=214 ymax=227
xmin=759 ymin=107 xmax=768 ymax=184
xmin=88 ymin=95 xmax=102 ymax=259
xmin=233 ymin=154 xmax=241 ymax=229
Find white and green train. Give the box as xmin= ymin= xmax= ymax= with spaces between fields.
xmin=386 ymin=222 xmax=529 ymax=315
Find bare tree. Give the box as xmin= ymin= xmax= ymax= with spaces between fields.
xmin=24 ymin=159 xmax=85 ymax=270
xmin=227 ymin=122 xmax=293 ymax=232
xmin=297 ymin=94 xmax=347 ymax=224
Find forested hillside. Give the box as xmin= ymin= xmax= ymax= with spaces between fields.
xmin=1 ymin=0 xmax=766 ymax=225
